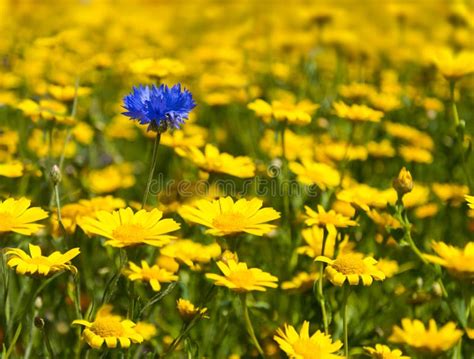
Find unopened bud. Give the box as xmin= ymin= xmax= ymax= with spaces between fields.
xmin=34 ymin=316 xmax=45 ymax=329
xmin=220 ymin=250 xmax=238 ymax=264
xmin=50 ymin=165 xmax=62 ymax=185
xmin=393 ymin=167 xmax=413 ymax=197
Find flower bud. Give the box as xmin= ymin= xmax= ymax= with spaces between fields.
xmin=393 ymin=167 xmax=413 ymax=196
xmin=34 ymin=316 xmax=45 ymax=329
xmin=50 ymin=164 xmax=62 ymax=185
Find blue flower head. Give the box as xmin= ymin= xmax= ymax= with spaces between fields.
xmin=122 ymin=83 xmax=196 ymax=132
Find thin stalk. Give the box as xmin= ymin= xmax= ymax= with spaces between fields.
xmin=240 ymin=293 xmax=264 ymax=357
xmin=41 ymin=324 xmax=55 ymax=358
xmin=316 ymin=228 xmax=329 ymax=334
xmin=342 ymin=287 xmax=350 ymax=358
xmin=142 ymin=132 xmax=161 ymax=208
xmin=280 ymin=121 xmax=291 ymax=234
xmin=449 ymin=80 xmax=473 ymax=193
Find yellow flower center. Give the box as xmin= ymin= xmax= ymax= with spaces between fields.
xmin=332 ymin=254 xmax=366 ymax=275
xmin=112 ymin=224 xmax=146 ymax=244
xmin=228 ymin=269 xmax=255 ymax=288
xmin=212 ymin=212 xmax=248 ymax=233
xmin=293 ymin=339 xmax=324 ymax=358
xmin=0 ymin=212 xmax=16 ymax=232
xmin=91 ymin=318 xmax=124 ymax=337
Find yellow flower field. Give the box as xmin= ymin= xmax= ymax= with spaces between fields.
xmin=0 ymin=1 xmax=473 ymax=358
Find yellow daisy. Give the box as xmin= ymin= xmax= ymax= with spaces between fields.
xmin=389 ymin=319 xmax=462 ymax=354
xmin=176 ymin=144 xmax=255 ymax=178
xmin=281 ymin=272 xmax=319 ymax=292
xmin=423 ymin=241 xmax=474 ymax=278
xmin=134 ymin=322 xmax=157 ymax=341
xmin=6 ymin=244 xmax=80 ymax=276
xmin=206 ymin=260 xmax=278 ymax=292
xmin=160 ymin=239 xmax=221 ymax=268
xmin=72 ymin=307 xmax=143 ymax=349
xmin=333 ymin=101 xmax=383 ymax=123
xmin=274 ymin=321 xmax=344 ymax=359
xmin=304 ymin=205 xmax=357 ymax=234
xmin=364 ymin=344 xmax=410 ymax=359
xmin=0 ymin=197 xmax=48 ymax=235
xmin=432 ymin=48 xmax=474 ymax=81
xmin=79 ymin=207 xmax=180 ymax=248
xmin=179 ymin=197 xmax=280 ymax=236
xmin=289 ymin=160 xmax=341 ymax=190
xmin=86 ymin=163 xmax=136 ymax=194
xmin=316 ymin=252 xmax=385 ymax=286
xmin=123 ymin=260 xmax=178 ymax=291
xmin=298 ymin=226 xmax=353 ymax=259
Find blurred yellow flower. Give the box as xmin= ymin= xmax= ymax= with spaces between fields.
xmin=364 ymin=344 xmax=410 ymax=359
xmin=398 ymin=145 xmax=433 ymax=164
xmin=0 ymin=160 xmax=24 ymax=178
xmin=376 ymin=258 xmax=399 ymax=278
xmin=281 ymin=272 xmax=319 ymax=292
xmin=274 ymin=321 xmax=343 ymax=359
xmin=179 ymin=197 xmax=280 ymax=236
xmin=432 ymin=183 xmax=468 ymax=205
xmin=79 ymin=207 xmax=180 ymax=247
xmin=72 ymin=122 xmax=94 ymax=145
xmin=206 ymin=260 xmax=278 ymax=292
xmin=298 ymin=226 xmax=353 ymax=259
xmin=105 ymin=116 xmax=138 ymax=140
xmin=28 ymin=128 xmax=77 ymax=158
xmin=134 ymin=322 xmax=157 ymax=341
xmin=333 ymin=101 xmax=383 ymax=122
xmin=48 ymin=84 xmax=91 ymax=102
xmin=6 ymin=244 xmax=79 ymax=276
xmin=316 ymin=252 xmax=385 ymax=286
xmin=124 ymin=260 xmax=178 ymax=291
xmin=432 ymin=48 xmax=474 ymax=81
xmin=0 ymin=197 xmax=48 ymax=235
xmin=160 ymin=239 xmax=221 ymax=268
xmin=289 ymin=160 xmax=340 ymax=190
xmin=423 ymin=241 xmax=474 ymax=278
xmin=304 ymin=205 xmax=357 ymax=234
xmin=177 ymin=144 xmax=255 ymax=178
xmin=389 ymin=319 xmax=462 ymax=353
xmin=366 ymin=140 xmax=396 ymax=158
xmin=87 ymin=163 xmax=135 ymax=194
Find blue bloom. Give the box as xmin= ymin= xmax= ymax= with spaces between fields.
xmin=122 ymin=83 xmax=196 ymax=132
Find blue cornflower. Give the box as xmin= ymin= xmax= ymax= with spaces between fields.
xmin=122 ymin=83 xmax=196 ymax=132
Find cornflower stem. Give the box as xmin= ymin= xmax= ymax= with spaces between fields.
xmin=449 ymin=80 xmax=473 ymax=193
xmin=316 ymin=228 xmax=329 ymax=334
xmin=54 ymin=183 xmax=62 ymax=225
xmin=40 ymin=323 xmax=55 ymax=358
xmin=142 ymin=132 xmax=161 ymax=209
xmin=342 ymin=286 xmax=351 ymax=358
xmin=240 ymin=293 xmax=265 ymax=357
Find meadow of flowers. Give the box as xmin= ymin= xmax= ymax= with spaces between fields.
xmin=0 ymin=1 xmax=473 ymax=358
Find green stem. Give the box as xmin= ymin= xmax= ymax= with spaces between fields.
xmin=449 ymin=81 xmax=473 ymax=193
xmin=240 ymin=293 xmax=264 ymax=357
xmin=280 ymin=121 xmax=291 ymax=235
xmin=342 ymin=287 xmax=350 ymax=358
xmin=316 ymin=228 xmax=329 ymax=334
xmin=142 ymin=132 xmax=161 ymax=209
